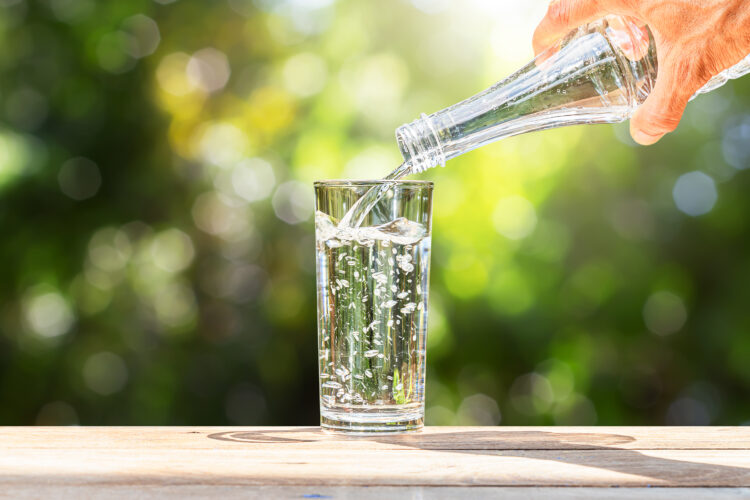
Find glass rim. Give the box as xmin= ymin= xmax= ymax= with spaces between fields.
xmin=314 ymin=179 xmax=433 ymax=188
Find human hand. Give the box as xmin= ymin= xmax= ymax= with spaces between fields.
xmin=533 ymin=0 xmax=750 ymax=145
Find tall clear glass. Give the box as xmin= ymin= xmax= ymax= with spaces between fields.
xmin=314 ymin=180 xmax=433 ymax=433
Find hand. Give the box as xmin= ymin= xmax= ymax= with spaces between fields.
xmin=533 ymin=0 xmax=750 ymax=145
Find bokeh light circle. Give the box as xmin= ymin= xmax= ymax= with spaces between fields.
xmin=672 ymin=171 xmax=717 ymax=216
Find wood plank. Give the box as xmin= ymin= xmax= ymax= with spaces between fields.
xmin=0 ymin=426 xmax=750 ymax=451
xmin=2 ymin=448 xmax=750 ymax=486
xmin=3 ymin=486 xmax=750 ymax=500
xmin=3 ymin=426 xmax=750 ymax=450
xmin=1 ymin=427 xmax=750 ymax=491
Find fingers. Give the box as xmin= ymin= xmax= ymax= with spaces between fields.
xmin=533 ymin=0 xmax=609 ymax=55
xmin=629 ymin=61 xmax=693 ymax=145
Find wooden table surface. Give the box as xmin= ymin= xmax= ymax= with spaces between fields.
xmin=2 ymin=427 xmax=750 ymax=498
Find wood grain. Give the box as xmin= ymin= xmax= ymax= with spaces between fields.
xmin=1 ymin=427 xmax=749 ymax=496
xmin=4 ymin=426 xmax=750 ymax=449
xmin=3 ymin=487 xmax=750 ymax=500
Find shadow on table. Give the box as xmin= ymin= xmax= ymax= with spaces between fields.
xmin=207 ymin=428 xmax=750 ymax=486
xmin=207 ymin=428 xmax=637 ymax=448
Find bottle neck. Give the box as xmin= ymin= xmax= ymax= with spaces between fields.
xmin=396 ymin=15 xmax=657 ymax=173
xmin=396 ymin=113 xmax=447 ymax=173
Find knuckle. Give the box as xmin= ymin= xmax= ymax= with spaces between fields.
xmin=663 ymin=48 xmax=731 ymax=97
xmin=690 ymin=57 xmax=721 ymax=87
xmin=617 ymin=0 xmax=638 ymax=11
xmin=642 ymin=109 xmax=681 ymax=133
xmin=655 ymin=114 xmax=681 ymax=133
xmin=659 ymin=59 xmax=698 ymax=104
xmin=547 ymin=0 xmax=572 ymax=27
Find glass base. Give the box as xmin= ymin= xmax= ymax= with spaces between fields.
xmin=321 ymin=406 xmax=424 ymax=434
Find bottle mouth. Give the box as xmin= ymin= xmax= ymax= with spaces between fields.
xmin=395 ymin=113 xmax=446 ymax=174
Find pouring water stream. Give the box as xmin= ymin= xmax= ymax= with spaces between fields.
xmin=337 ymin=161 xmax=413 ymax=229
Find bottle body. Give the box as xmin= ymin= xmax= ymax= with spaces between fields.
xmin=397 ymin=15 xmax=750 ymax=174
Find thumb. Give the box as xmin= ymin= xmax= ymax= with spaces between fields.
xmin=533 ymin=0 xmax=610 ymax=55
xmin=629 ymin=61 xmax=692 ymax=145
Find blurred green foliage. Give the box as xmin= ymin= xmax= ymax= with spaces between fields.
xmin=1 ymin=0 xmax=749 ymax=426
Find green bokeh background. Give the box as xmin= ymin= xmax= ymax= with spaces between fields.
xmin=1 ymin=0 xmax=749 ymax=426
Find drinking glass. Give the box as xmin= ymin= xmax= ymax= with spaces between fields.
xmin=314 ymin=180 xmax=433 ymax=433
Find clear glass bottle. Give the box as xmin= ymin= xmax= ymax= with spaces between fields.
xmin=396 ymin=15 xmax=750 ymax=174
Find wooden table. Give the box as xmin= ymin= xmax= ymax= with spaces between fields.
xmin=3 ymin=427 xmax=750 ymax=498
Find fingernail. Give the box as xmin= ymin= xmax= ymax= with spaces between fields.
xmin=631 ymin=130 xmax=662 ymax=145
